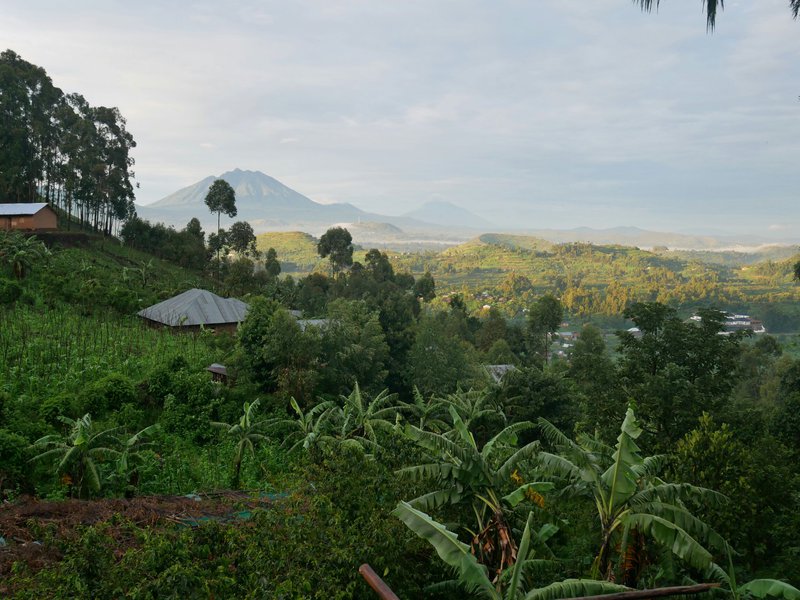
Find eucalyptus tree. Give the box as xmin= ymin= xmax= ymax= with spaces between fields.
xmin=537 ymin=408 xmax=726 ymax=583
xmin=204 ymin=178 xmax=237 ymax=262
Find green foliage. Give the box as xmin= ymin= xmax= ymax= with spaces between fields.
xmin=0 ymin=276 xmax=22 ymax=304
xmin=0 ymin=428 xmax=28 ymax=496
xmin=158 ymin=370 xmax=217 ymax=443
xmin=204 ymin=179 xmax=237 ymax=223
xmin=409 ymin=310 xmax=481 ymax=396
xmin=29 ymin=414 xmax=121 ymax=498
xmin=79 ymin=373 xmax=137 ymax=418
xmin=211 ymin=398 xmax=267 ymax=487
xmin=537 ymin=408 xmax=725 ymax=583
xmin=317 ymin=226 xmax=354 ymax=273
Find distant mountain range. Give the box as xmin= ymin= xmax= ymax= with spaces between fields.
xmin=136 ymin=169 xmax=799 ymax=251
xmin=136 ymin=169 xmax=486 ymax=239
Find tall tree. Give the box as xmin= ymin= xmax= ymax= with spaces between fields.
xmin=317 ymin=226 xmax=353 ymax=274
xmin=204 ymin=178 xmax=237 ymax=260
xmin=527 ymin=294 xmax=564 ymax=366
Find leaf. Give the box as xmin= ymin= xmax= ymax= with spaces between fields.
xmin=738 ymin=580 xmax=800 ymax=600
xmin=503 ymin=482 xmax=555 ymax=508
xmin=622 ymin=512 xmax=713 ymax=572
xmin=393 ymin=501 xmax=498 ymax=599
xmin=497 ymin=442 xmax=541 ymax=482
xmin=481 ymin=421 xmax=535 ymax=461
xmin=635 ymin=501 xmax=727 ymax=551
xmin=523 ymin=579 xmax=630 ymax=600
xmin=600 ymin=407 xmax=643 ymax=515
xmin=407 ymin=487 xmax=465 ymax=512
xmin=506 ymin=512 xmax=535 ymax=600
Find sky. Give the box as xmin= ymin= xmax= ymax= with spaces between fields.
xmin=2 ymin=1 xmax=798 ymax=236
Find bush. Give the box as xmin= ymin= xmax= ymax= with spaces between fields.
xmin=0 ymin=277 xmax=22 ymax=304
xmin=79 ymin=373 xmax=137 ymax=417
xmin=0 ymin=428 xmax=29 ymax=497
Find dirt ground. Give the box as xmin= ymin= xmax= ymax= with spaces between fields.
xmin=0 ymin=491 xmax=274 ymax=582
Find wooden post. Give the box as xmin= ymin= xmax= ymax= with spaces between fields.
xmin=359 ymin=564 xmax=400 ymax=600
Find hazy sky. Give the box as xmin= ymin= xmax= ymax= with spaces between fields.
xmin=2 ymin=1 xmax=798 ymax=234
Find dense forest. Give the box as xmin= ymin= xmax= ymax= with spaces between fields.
xmin=2 ymin=51 xmax=800 ymax=599
xmin=256 ymin=231 xmax=800 ymax=333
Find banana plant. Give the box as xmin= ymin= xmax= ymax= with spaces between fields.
xmin=708 ymin=544 xmax=800 ymax=600
xmin=267 ymin=397 xmax=338 ymax=454
xmin=212 ymin=399 xmax=267 ymax=488
xmin=537 ymin=407 xmax=726 ymax=582
xmin=337 ymin=383 xmax=404 ymax=451
xmin=394 ymin=501 xmax=628 ymax=599
xmin=399 ymin=406 xmax=551 ymax=580
xmin=30 ymin=414 xmax=120 ymax=498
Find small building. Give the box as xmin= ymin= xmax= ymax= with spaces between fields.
xmin=138 ymin=288 xmax=249 ymax=332
xmin=206 ymin=363 xmax=229 ymax=384
xmin=0 ymin=203 xmax=58 ymax=231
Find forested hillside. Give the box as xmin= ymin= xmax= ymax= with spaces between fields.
xmin=1 ymin=226 xmax=799 ymax=598
xmin=257 ymin=230 xmax=800 ymax=331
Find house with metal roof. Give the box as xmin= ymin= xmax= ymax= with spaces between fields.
xmin=137 ymin=289 xmax=249 ymax=332
xmin=0 ymin=203 xmax=58 ymax=231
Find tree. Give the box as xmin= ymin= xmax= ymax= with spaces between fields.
xmin=204 ymin=179 xmax=237 ymax=260
xmin=317 ymin=227 xmax=353 ymax=273
xmin=318 ymin=299 xmax=390 ymax=394
xmin=335 ymin=383 xmax=404 ymax=452
xmin=617 ymin=303 xmax=745 ymax=448
xmin=212 ymin=399 xmax=267 ymax=488
xmin=414 ymin=271 xmax=436 ymax=302
xmin=264 ymin=247 xmax=281 ymax=279
xmin=636 ymin=0 xmax=800 ymax=31
xmin=794 ymin=260 xmax=800 ymax=282
xmin=228 ymin=221 xmax=258 ymax=258
xmin=537 ymin=408 xmax=726 ymax=583
xmin=527 ymin=294 xmax=563 ymax=366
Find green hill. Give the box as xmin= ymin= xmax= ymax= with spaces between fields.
xmin=255 ymin=231 xmax=323 ymax=272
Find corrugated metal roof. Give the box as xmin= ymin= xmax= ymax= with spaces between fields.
xmin=0 ymin=203 xmax=50 ymax=216
xmin=138 ymin=289 xmax=249 ymax=327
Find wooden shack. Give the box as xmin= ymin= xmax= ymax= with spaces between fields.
xmin=0 ymin=203 xmax=58 ymax=231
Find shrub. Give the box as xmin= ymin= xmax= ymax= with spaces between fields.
xmin=0 ymin=277 xmax=22 ymax=304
